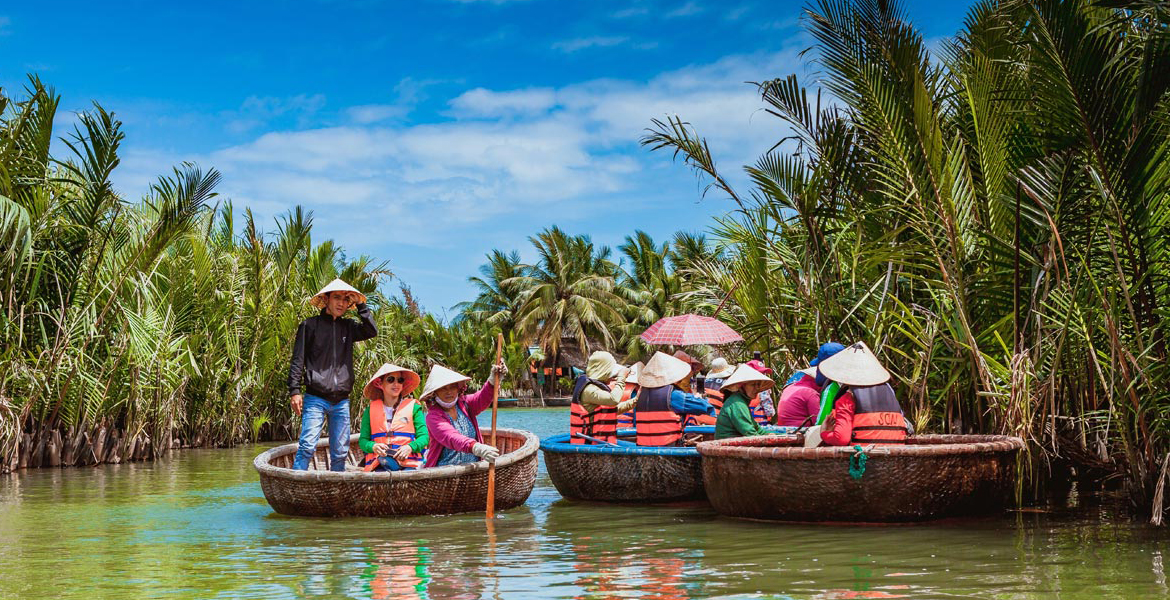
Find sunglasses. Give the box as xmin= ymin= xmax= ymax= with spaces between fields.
xmin=383 ymin=375 xmax=407 ymax=383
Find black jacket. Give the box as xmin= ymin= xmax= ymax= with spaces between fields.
xmin=288 ymin=304 xmax=377 ymax=402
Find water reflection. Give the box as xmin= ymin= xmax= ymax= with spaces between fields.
xmin=3 ymin=409 xmax=1170 ymax=599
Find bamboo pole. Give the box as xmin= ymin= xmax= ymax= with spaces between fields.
xmin=486 ymin=332 xmax=504 ymax=519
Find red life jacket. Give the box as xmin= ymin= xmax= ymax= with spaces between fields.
xmin=634 ymin=385 xmax=682 ymax=446
xmin=850 ymin=383 xmax=907 ymax=445
xmin=682 ymin=387 xmax=723 ymax=427
xmin=616 ymin=384 xmax=637 ymax=428
xmin=363 ymin=398 xmax=425 ymax=470
xmin=569 ymin=375 xmax=618 ymax=444
xmin=749 ymin=395 xmax=771 ymax=426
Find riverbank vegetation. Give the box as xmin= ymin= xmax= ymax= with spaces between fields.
xmin=2 ymin=0 xmax=1168 ymax=517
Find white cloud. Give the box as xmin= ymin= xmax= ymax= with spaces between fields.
xmin=448 ymin=87 xmax=557 ymax=117
xmin=346 ymin=104 xmax=408 ymax=124
xmin=116 ymin=49 xmax=805 ymax=250
xmin=552 ymin=36 xmax=631 ymax=53
xmin=225 ymin=93 xmax=326 ymax=133
xmin=666 ymin=1 xmax=703 ymax=18
xmin=0 ymin=16 xmax=10 ymax=36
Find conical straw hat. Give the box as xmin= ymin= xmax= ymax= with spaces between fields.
xmin=720 ymin=363 xmax=776 ymax=393
xmin=707 ymin=357 xmax=734 ymax=378
xmin=799 ymin=367 xmax=817 ymax=378
xmin=627 ymin=361 xmax=643 ymax=385
xmin=816 ymin=341 xmax=890 ymax=386
xmin=638 ymin=352 xmax=691 ymax=388
xmin=363 ymin=363 xmax=421 ymax=400
xmin=418 ymin=364 xmax=472 ymax=402
xmin=309 ymin=278 xmax=366 ymax=309
xmin=672 ymin=350 xmax=703 ymax=372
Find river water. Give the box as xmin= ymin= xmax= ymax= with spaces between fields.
xmin=1 ymin=408 xmax=1167 ymax=599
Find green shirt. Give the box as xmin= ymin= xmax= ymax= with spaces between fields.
xmin=358 ymin=401 xmax=430 ymax=454
xmin=715 ymin=391 xmax=769 ymax=440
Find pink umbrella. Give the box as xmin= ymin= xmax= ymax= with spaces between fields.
xmin=640 ymin=314 xmax=743 ymax=346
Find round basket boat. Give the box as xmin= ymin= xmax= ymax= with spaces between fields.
xmin=539 ymin=427 xmax=717 ymax=503
xmin=254 ymin=427 xmax=538 ymax=517
xmin=697 ymin=434 xmax=1024 ymax=523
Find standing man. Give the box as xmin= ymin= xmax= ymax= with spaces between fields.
xmin=289 ymin=278 xmax=378 ymax=471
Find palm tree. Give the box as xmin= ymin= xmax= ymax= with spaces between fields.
xmin=455 ymin=249 xmax=527 ymax=339
xmin=509 ymin=226 xmax=626 ymax=393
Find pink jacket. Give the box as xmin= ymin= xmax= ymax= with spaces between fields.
xmin=423 ymin=381 xmax=496 ymax=468
xmin=777 ymin=375 xmax=822 ymax=427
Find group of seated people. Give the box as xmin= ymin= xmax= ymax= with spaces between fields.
xmin=358 ymin=361 xmax=508 ymax=472
xmin=360 ymin=340 xmax=911 ymax=472
xmin=569 ymin=341 xmax=910 ymax=448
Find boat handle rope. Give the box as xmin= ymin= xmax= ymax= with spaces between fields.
xmin=849 ymin=444 xmax=874 ymax=479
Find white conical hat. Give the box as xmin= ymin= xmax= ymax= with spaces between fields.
xmin=309 ymin=278 xmax=366 ymax=309
xmin=626 ymin=361 xmax=644 ymax=386
xmin=362 ymin=363 xmax=421 ymax=400
xmin=638 ymin=351 xmax=691 ymax=388
xmin=720 ymin=363 xmax=775 ymax=393
xmin=800 ymin=367 xmax=817 ymax=378
xmin=707 ymin=357 xmax=735 ymax=378
xmin=817 ymin=341 xmax=890 ymax=386
xmin=418 ymin=364 xmax=472 ymax=402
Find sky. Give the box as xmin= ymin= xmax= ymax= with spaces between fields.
xmin=0 ymin=0 xmax=970 ymax=316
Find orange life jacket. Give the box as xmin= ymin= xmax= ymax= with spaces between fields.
xmin=749 ymin=395 xmax=771 ymax=425
xmin=363 ymin=398 xmax=425 ymax=470
xmin=569 ymin=375 xmax=618 ymax=444
xmin=682 ymin=387 xmax=724 ymax=426
xmin=850 ymin=383 xmax=907 ymax=445
xmin=705 ymin=387 xmax=726 ymax=412
xmin=616 ymin=384 xmax=637 ymax=428
xmin=634 ymin=385 xmax=682 ymax=446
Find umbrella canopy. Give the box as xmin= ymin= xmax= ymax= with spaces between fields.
xmin=640 ymin=314 xmax=743 ymax=346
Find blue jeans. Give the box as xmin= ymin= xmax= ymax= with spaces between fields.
xmin=293 ymin=395 xmax=350 ymax=471
xmin=376 ymin=456 xmax=403 ymax=472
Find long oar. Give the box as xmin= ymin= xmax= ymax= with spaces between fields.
xmin=486 ymin=332 xmax=504 ymax=519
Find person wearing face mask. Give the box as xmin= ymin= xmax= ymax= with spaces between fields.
xmin=358 ymin=363 xmax=428 ymax=472
xmin=288 ymin=279 xmax=378 ymax=471
xmin=420 ymin=361 xmax=509 ymax=467
xmin=776 ymin=342 xmax=845 ymax=427
xmin=714 ymin=364 xmax=776 ymax=439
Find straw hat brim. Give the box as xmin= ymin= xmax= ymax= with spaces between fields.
xmin=363 ymin=363 xmax=421 ymax=400
xmin=626 ymin=362 xmax=644 ymax=387
xmin=310 ymin=278 xmax=367 ymax=309
xmin=720 ymin=364 xmax=775 ymax=393
xmin=799 ymin=367 xmax=817 ymax=378
xmin=418 ymin=364 xmax=472 ymax=402
xmin=816 ymin=341 xmax=891 ymax=386
xmin=638 ymin=352 xmax=692 ymax=388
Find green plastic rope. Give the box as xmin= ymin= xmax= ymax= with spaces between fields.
xmin=849 ymin=444 xmax=868 ymax=479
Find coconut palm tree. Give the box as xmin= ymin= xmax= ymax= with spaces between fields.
xmin=509 ymin=226 xmax=626 ymax=393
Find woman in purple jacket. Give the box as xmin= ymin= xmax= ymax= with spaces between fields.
xmin=418 ymin=362 xmax=508 ymax=468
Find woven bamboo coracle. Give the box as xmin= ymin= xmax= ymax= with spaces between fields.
xmin=254 ymin=428 xmax=538 ymax=517
xmin=697 ymin=434 xmax=1024 ymax=522
xmin=540 ymin=428 xmax=714 ymax=503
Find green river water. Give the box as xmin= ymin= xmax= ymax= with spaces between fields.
xmin=2 ymin=408 xmax=1168 ymax=599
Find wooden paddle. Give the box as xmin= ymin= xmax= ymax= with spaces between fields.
xmin=486 ymin=332 xmax=504 ymax=519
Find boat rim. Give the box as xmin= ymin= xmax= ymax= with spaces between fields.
xmin=697 ymin=433 xmax=1025 ymax=459
xmin=253 ymin=427 xmax=539 ymax=482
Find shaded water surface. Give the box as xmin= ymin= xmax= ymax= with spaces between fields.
xmin=2 ymin=408 xmax=1167 ymax=599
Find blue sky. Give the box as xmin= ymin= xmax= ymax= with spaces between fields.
xmin=1 ymin=0 xmax=969 ymax=315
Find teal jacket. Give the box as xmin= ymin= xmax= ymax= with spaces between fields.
xmin=715 ymin=391 xmax=769 ymax=440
